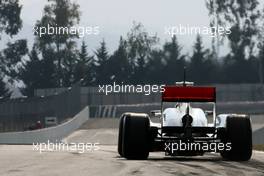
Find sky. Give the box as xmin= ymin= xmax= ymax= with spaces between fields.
xmin=3 ymin=0 xmax=231 ymax=55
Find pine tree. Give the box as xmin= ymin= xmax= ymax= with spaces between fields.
xmin=20 ymin=45 xmax=42 ymax=96
xmin=108 ymin=37 xmax=131 ymax=83
xmin=20 ymin=45 xmax=57 ymax=97
xmin=189 ymin=35 xmax=212 ymax=84
xmin=74 ymin=41 xmax=93 ymax=85
xmin=145 ymin=49 xmax=165 ymax=84
xmin=162 ymin=35 xmax=185 ymax=83
xmin=0 ymin=77 xmax=10 ymax=100
xmin=41 ymin=49 xmax=57 ymax=88
xmin=63 ymin=42 xmax=78 ymax=86
xmin=94 ymin=40 xmax=110 ymax=84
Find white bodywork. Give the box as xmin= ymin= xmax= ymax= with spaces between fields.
xmin=216 ymin=114 xmax=228 ymax=128
xmin=162 ymin=103 xmax=208 ymax=127
xmin=215 ymin=113 xmax=248 ymax=128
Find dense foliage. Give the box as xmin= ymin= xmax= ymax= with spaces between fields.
xmin=1 ymin=0 xmax=264 ymax=97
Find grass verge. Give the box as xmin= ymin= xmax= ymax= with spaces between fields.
xmin=253 ymin=145 xmax=264 ymax=151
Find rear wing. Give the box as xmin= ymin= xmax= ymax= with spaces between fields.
xmin=162 ymin=86 xmax=216 ymax=102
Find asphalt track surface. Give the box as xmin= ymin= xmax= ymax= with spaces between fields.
xmin=0 ymin=117 xmax=263 ymax=176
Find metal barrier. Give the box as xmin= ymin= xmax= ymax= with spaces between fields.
xmin=35 ymin=84 xmax=264 ymax=105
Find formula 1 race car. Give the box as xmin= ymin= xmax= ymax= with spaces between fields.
xmin=118 ymin=83 xmax=252 ymax=161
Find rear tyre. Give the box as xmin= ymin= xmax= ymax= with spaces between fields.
xmin=118 ymin=114 xmax=125 ymax=156
xmin=122 ymin=113 xmax=150 ymax=159
xmin=220 ymin=116 xmax=252 ymax=161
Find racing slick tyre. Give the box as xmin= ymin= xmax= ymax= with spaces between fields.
xmin=122 ymin=113 xmax=150 ymax=160
xmin=118 ymin=114 xmax=125 ymax=157
xmin=220 ymin=116 xmax=252 ymax=161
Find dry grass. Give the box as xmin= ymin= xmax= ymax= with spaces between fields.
xmin=253 ymin=145 xmax=264 ymax=151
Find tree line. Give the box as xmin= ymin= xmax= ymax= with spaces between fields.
xmin=0 ymin=0 xmax=264 ymax=97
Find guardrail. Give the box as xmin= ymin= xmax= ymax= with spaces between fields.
xmin=35 ymin=84 xmax=264 ymax=105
